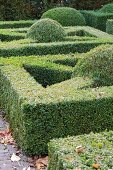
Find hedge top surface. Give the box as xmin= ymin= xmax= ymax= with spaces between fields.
xmin=41 ymin=7 xmax=86 ymax=26
xmin=73 ymin=45 xmax=113 ymax=86
xmin=48 ymin=131 xmax=113 ymax=169
xmin=26 ymin=18 xmax=66 ymax=43
xmin=99 ymin=3 xmax=113 ymax=13
xmin=1 ymin=65 xmax=113 ymax=105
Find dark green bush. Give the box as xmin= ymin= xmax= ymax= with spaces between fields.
xmin=99 ymin=3 xmax=113 ymax=13
xmin=106 ymin=19 xmax=113 ymax=34
xmin=73 ymin=45 xmax=113 ymax=86
xmin=81 ymin=10 xmax=113 ymax=31
xmin=48 ymin=131 xmax=113 ymax=170
xmin=41 ymin=7 xmax=86 ymax=26
xmin=26 ymin=19 xmax=66 ymax=42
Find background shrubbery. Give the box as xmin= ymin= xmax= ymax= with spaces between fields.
xmin=99 ymin=3 xmax=113 ymax=13
xmin=46 ymin=0 xmax=113 ymax=10
xmin=0 ymin=0 xmax=44 ymax=20
xmin=41 ymin=7 xmax=86 ymax=26
xmin=0 ymin=0 xmax=113 ymax=20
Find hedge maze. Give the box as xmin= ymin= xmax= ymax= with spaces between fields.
xmin=0 ymin=4 xmax=113 ymax=168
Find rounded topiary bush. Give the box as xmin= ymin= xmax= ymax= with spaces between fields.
xmin=26 ymin=18 xmax=66 ymax=42
xmin=41 ymin=7 xmax=86 ymax=26
xmin=72 ymin=45 xmax=113 ymax=86
xmin=99 ymin=3 xmax=113 ymax=13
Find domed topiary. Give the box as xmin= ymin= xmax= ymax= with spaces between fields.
xmin=41 ymin=7 xmax=86 ymax=26
xmin=26 ymin=18 xmax=66 ymax=42
xmin=72 ymin=45 xmax=113 ymax=86
xmin=99 ymin=3 xmax=113 ymax=13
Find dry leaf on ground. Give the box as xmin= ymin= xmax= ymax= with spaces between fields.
xmin=35 ymin=156 xmax=48 ymax=170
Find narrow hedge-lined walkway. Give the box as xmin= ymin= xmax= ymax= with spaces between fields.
xmin=0 ymin=110 xmax=35 ymax=170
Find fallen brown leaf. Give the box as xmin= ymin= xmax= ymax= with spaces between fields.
xmin=76 ymin=145 xmax=85 ymax=154
xmin=35 ymin=156 xmax=48 ymax=170
xmin=92 ymin=163 xmax=100 ymax=169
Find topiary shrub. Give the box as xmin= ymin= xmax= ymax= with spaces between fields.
xmin=26 ymin=18 xmax=66 ymax=42
xmin=41 ymin=7 xmax=86 ymax=26
xmin=99 ymin=3 xmax=113 ymax=13
xmin=72 ymin=45 xmax=113 ymax=86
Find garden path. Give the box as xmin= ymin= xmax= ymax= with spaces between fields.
xmin=0 ymin=110 xmax=47 ymax=170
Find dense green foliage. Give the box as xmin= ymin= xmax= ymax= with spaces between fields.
xmin=1 ymin=24 xmax=112 ymax=42
xmin=99 ymin=3 xmax=113 ymax=13
xmin=73 ymin=45 xmax=113 ymax=86
xmin=0 ymin=20 xmax=36 ymax=29
xmin=1 ymin=64 xmax=113 ymax=155
xmin=63 ymin=0 xmax=113 ymax=10
xmin=24 ymin=62 xmax=72 ymax=87
xmin=48 ymin=131 xmax=113 ymax=169
xmin=81 ymin=10 xmax=113 ymax=31
xmin=0 ymin=0 xmax=44 ymax=20
xmin=1 ymin=24 xmax=113 ymax=56
xmin=26 ymin=19 xmax=66 ymax=42
xmin=0 ymin=0 xmax=113 ymax=20
xmin=0 ymin=18 xmax=113 ymax=158
xmin=106 ymin=19 xmax=113 ymax=35
xmin=0 ymin=41 xmax=109 ymax=57
xmin=41 ymin=7 xmax=86 ymax=26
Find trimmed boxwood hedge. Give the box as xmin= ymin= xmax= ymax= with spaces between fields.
xmin=106 ymin=19 xmax=113 ymax=35
xmin=0 ymin=20 xmax=36 ymax=29
xmin=41 ymin=7 xmax=86 ymax=26
xmin=0 ymin=25 xmax=113 ymax=57
xmin=1 ymin=64 xmax=113 ymax=155
xmin=48 ymin=131 xmax=113 ymax=169
xmin=66 ymin=26 xmax=113 ymax=38
xmin=73 ymin=45 xmax=113 ymax=86
xmin=0 ymin=54 xmax=81 ymax=67
xmin=1 ymin=25 xmax=112 ymax=42
xmin=24 ymin=61 xmax=73 ymax=87
xmin=0 ymin=29 xmax=25 ymax=41
xmin=81 ymin=10 xmax=113 ymax=31
xmin=99 ymin=3 xmax=113 ymax=13
xmin=1 ymin=39 xmax=113 ymax=57
xmin=26 ymin=19 xmax=66 ymax=42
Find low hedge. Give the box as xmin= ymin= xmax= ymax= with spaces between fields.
xmin=0 ymin=29 xmax=25 ymax=41
xmin=66 ymin=26 xmax=113 ymax=38
xmin=81 ymin=10 xmax=113 ymax=31
xmin=1 ymin=39 xmax=113 ymax=57
xmin=0 ymin=54 xmax=80 ymax=67
xmin=1 ymin=25 xmax=112 ymax=42
xmin=0 ymin=20 xmax=36 ymax=29
xmin=106 ymin=19 xmax=113 ymax=35
xmin=24 ymin=61 xmax=73 ymax=87
xmin=1 ymin=65 xmax=113 ymax=155
xmin=48 ymin=131 xmax=113 ymax=170
xmin=0 ymin=54 xmax=73 ymax=87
